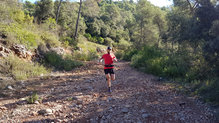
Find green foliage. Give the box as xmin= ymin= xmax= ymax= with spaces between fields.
xmin=197 ymin=79 xmax=219 ymax=104
xmin=97 ymin=37 xmax=104 ymax=44
xmin=113 ymin=39 xmax=131 ymax=50
xmin=131 ymin=46 xmax=190 ymax=77
xmin=122 ymin=49 xmax=138 ymax=61
xmin=27 ymin=92 xmax=41 ymax=104
xmin=35 ymin=0 xmax=54 ymax=23
xmin=23 ymin=1 xmax=35 ymax=16
xmin=60 ymin=37 xmax=77 ymax=47
xmin=72 ymin=50 xmax=99 ymax=61
xmin=84 ymin=33 xmax=105 ymax=44
xmin=44 ymin=52 xmax=83 ymax=71
xmin=3 ymin=23 xmax=39 ymax=49
xmin=40 ymin=31 xmax=60 ymax=47
xmin=115 ymin=50 xmax=124 ymax=59
xmin=84 ymin=33 xmax=92 ymax=40
xmin=44 ymin=17 xmax=57 ymax=29
xmin=104 ymin=37 xmax=114 ymax=46
xmin=3 ymin=55 xmax=48 ymax=80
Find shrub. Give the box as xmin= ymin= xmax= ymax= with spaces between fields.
xmin=44 ymin=17 xmax=57 ymax=30
xmin=115 ymin=50 xmax=124 ymax=59
xmin=97 ymin=37 xmax=104 ymax=44
xmin=114 ymin=39 xmax=131 ymax=50
xmin=197 ymin=79 xmax=219 ymax=104
xmin=26 ymin=92 xmax=42 ymax=104
xmin=72 ymin=50 xmax=99 ymax=61
xmin=40 ymin=32 xmax=60 ymax=47
xmin=61 ymin=36 xmax=78 ymax=47
xmin=4 ymin=23 xmax=40 ymax=49
xmin=104 ymin=37 xmax=114 ymax=46
xmin=131 ymin=46 xmax=190 ymax=78
xmin=84 ymin=33 xmax=92 ymax=40
xmin=122 ymin=49 xmax=138 ymax=61
xmin=44 ymin=52 xmax=83 ymax=71
xmin=4 ymin=55 xmax=48 ymax=80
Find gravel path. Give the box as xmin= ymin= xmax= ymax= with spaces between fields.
xmin=0 ymin=61 xmax=216 ymax=122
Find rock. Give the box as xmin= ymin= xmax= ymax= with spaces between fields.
xmin=140 ymin=109 xmax=146 ymax=113
xmin=34 ymin=101 xmax=40 ymax=104
xmin=96 ymin=47 xmax=104 ymax=53
xmin=0 ymin=45 xmax=3 ymax=51
xmin=122 ymin=108 xmax=129 ymax=113
xmin=125 ymin=105 xmax=131 ymax=108
xmin=7 ymin=85 xmax=13 ymax=90
xmin=0 ymin=45 xmax=11 ymax=58
xmin=142 ymin=113 xmax=150 ymax=118
xmin=31 ymin=112 xmax=38 ymax=116
xmin=107 ymin=97 xmax=113 ymax=102
xmin=38 ymin=109 xmax=53 ymax=116
xmin=75 ymin=46 xmax=82 ymax=51
xmin=54 ymin=105 xmax=63 ymax=112
xmin=0 ymin=51 xmax=7 ymax=57
xmin=179 ymin=102 xmax=186 ymax=106
xmin=10 ymin=44 xmax=33 ymax=59
xmin=158 ymin=77 xmax=163 ymax=81
xmin=0 ymin=106 xmax=7 ymax=110
xmin=50 ymin=47 xmax=65 ymax=55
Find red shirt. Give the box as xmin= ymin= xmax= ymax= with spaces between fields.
xmin=102 ymin=53 xmax=116 ymax=69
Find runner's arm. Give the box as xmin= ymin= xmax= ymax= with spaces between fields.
xmin=99 ymin=56 xmax=104 ymax=63
xmin=113 ymin=56 xmax=118 ymax=62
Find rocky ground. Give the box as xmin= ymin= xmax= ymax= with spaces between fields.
xmin=0 ymin=61 xmax=217 ymax=123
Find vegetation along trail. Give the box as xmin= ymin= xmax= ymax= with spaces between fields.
xmin=0 ymin=61 xmax=216 ymax=122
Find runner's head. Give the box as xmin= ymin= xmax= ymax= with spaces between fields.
xmin=107 ymin=46 xmax=112 ymax=53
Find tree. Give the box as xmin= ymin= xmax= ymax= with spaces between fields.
xmin=23 ymin=1 xmax=35 ymax=16
xmin=82 ymin=0 xmax=100 ymax=18
xmin=35 ymin=0 xmax=54 ymax=23
xmin=55 ymin=0 xmax=63 ymax=23
xmin=134 ymin=0 xmax=157 ymax=48
xmin=74 ymin=0 xmax=82 ymax=39
xmin=153 ymin=7 xmax=167 ymax=47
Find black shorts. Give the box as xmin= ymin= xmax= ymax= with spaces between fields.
xmin=104 ymin=69 xmax=114 ymax=74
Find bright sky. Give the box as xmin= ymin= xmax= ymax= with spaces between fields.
xmin=23 ymin=0 xmax=173 ymax=7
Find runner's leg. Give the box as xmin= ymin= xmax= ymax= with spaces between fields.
xmin=111 ymin=74 xmax=115 ymax=81
xmin=110 ymin=69 xmax=115 ymax=81
xmin=106 ymin=74 xmax=111 ymax=87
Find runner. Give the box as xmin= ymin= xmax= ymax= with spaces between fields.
xmin=99 ymin=46 xmax=117 ymax=93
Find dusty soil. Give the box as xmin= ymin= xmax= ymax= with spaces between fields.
xmin=0 ymin=61 xmax=216 ymax=123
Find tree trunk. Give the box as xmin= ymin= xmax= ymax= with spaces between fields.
xmin=140 ymin=21 xmax=143 ymax=44
xmin=74 ymin=0 xmax=82 ymax=39
xmin=56 ymin=0 xmax=63 ymax=24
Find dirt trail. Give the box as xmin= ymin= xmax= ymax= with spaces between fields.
xmin=0 ymin=61 xmax=216 ymax=123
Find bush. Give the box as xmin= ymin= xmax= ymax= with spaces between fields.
xmin=26 ymin=92 xmax=42 ymax=104
xmin=84 ymin=33 xmax=105 ymax=45
xmin=131 ymin=46 xmax=190 ymax=78
xmin=97 ymin=37 xmax=104 ymax=44
xmin=104 ymin=37 xmax=114 ymax=46
xmin=114 ymin=39 xmax=131 ymax=50
xmin=40 ymin=32 xmax=60 ymax=47
xmin=122 ymin=49 xmax=138 ymax=61
xmin=3 ymin=23 xmax=40 ymax=49
xmin=3 ymin=55 xmax=48 ymax=80
xmin=72 ymin=50 xmax=99 ymax=61
xmin=84 ymin=33 xmax=92 ymax=40
xmin=60 ymin=36 xmax=78 ymax=47
xmin=198 ymin=79 xmax=219 ymax=104
xmin=44 ymin=52 xmax=83 ymax=71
